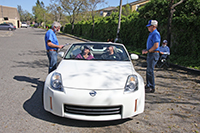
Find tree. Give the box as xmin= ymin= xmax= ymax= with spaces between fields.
xmin=87 ymin=0 xmax=105 ymax=38
xmin=23 ymin=10 xmax=34 ymax=23
xmin=17 ymin=5 xmax=23 ymax=21
xmin=47 ymin=3 xmax=64 ymax=22
xmin=122 ymin=4 xmax=132 ymax=16
xmin=17 ymin=5 xmax=33 ymax=22
xmin=32 ymin=0 xmax=46 ymax=23
xmin=54 ymin=0 xmax=87 ymax=34
xmin=167 ymin=0 xmax=186 ymax=48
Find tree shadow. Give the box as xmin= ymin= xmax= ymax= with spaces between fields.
xmin=13 ymin=75 xmax=131 ymax=127
xmin=13 ymin=59 xmax=48 ymax=68
xmin=18 ymin=50 xmax=47 ymax=57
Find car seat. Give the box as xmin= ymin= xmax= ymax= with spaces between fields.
xmin=70 ymin=48 xmax=81 ymax=58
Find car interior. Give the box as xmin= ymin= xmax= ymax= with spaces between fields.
xmin=65 ymin=44 xmax=129 ymax=61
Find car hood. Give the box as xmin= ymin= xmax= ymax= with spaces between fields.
xmin=55 ymin=60 xmax=135 ymax=90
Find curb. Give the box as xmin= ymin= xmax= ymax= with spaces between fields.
xmin=59 ymin=32 xmax=90 ymax=42
xmin=139 ymin=55 xmax=200 ymax=75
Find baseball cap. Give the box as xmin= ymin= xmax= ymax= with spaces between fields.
xmin=163 ymin=40 xmax=168 ymax=43
xmin=146 ymin=20 xmax=158 ymax=27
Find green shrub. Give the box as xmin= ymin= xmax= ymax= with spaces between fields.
xmin=63 ymin=0 xmax=200 ymax=70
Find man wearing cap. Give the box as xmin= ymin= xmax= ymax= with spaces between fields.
xmin=45 ymin=21 xmax=64 ymax=73
xmin=159 ymin=40 xmax=170 ymax=60
xmin=142 ymin=20 xmax=161 ymax=93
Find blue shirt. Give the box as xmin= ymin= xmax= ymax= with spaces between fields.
xmin=159 ymin=45 xmax=170 ymax=55
xmin=146 ymin=29 xmax=161 ymax=51
xmin=45 ymin=29 xmax=59 ymax=50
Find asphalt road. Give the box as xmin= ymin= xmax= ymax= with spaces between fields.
xmin=0 ymin=28 xmax=199 ymax=133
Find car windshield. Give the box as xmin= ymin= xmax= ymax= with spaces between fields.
xmin=64 ymin=43 xmax=130 ymax=61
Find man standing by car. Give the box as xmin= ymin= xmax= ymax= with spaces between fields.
xmin=45 ymin=21 xmax=64 ymax=73
xmin=142 ymin=20 xmax=161 ymax=93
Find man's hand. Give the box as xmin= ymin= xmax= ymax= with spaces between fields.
xmin=160 ymin=52 xmax=164 ymax=54
xmin=58 ymin=45 xmax=64 ymax=49
xmin=142 ymin=49 xmax=148 ymax=54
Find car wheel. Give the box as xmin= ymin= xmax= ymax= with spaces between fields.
xmin=8 ymin=28 xmax=11 ymax=31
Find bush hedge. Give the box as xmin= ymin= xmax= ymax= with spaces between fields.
xmin=63 ymin=0 xmax=200 ymax=69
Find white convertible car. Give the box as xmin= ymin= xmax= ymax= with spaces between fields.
xmin=43 ymin=42 xmax=145 ymax=121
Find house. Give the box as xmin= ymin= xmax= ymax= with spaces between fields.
xmin=0 ymin=5 xmax=20 ymax=28
xmin=98 ymin=0 xmax=149 ymax=17
xmin=98 ymin=6 xmax=118 ymax=17
xmin=128 ymin=0 xmax=149 ymax=11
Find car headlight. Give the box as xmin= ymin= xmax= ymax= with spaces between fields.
xmin=124 ymin=75 xmax=138 ymax=93
xmin=50 ymin=72 xmax=63 ymax=91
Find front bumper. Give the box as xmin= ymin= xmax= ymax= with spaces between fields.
xmin=43 ymin=85 xmax=144 ymax=121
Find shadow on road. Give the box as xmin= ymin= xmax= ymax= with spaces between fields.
xmin=13 ymin=75 xmax=131 ymax=127
xmin=13 ymin=59 xmax=48 ymax=68
xmin=13 ymin=50 xmax=48 ymax=68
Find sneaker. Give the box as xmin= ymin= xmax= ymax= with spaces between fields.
xmin=145 ymin=87 xmax=155 ymax=93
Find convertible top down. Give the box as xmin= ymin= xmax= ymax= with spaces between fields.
xmin=43 ymin=42 xmax=145 ymax=121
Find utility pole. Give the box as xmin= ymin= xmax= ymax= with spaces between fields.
xmin=44 ymin=13 xmax=45 ymax=29
xmin=114 ymin=0 xmax=122 ymax=43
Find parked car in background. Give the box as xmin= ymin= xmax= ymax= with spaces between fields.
xmin=21 ymin=22 xmax=28 ymax=28
xmin=0 ymin=23 xmax=15 ymax=31
xmin=8 ymin=23 xmax=16 ymax=30
xmin=43 ymin=42 xmax=145 ymax=121
xmin=34 ymin=23 xmax=39 ymax=28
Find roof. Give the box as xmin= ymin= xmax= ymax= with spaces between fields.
xmin=129 ymin=0 xmax=149 ymax=6
xmin=96 ymin=0 xmax=149 ymax=12
xmin=98 ymin=6 xmax=118 ymax=12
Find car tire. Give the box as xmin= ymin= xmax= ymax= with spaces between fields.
xmin=8 ymin=28 xmax=11 ymax=31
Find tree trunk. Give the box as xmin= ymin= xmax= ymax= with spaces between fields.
xmin=167 ymin=0 xmax=185 ymax=48
xmin=167 ymin=0 xmax=173 ymax=48
xmin=71 ymin=21 xmax=74 ymax=34
xmin=92 ymin=10 xmax=95 ymax=39
xmin=71 ymin=14 xmax=75 ymax=34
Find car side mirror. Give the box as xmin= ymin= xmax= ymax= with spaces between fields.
xmin=130 ymin=54 xmax=139 ymax=60
xmin=58 ymin=52 xmax=64 ymax=58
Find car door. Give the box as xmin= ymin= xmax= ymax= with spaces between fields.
xmin=2 ymin=24 xmax=8 ymax=30
xmin=5 ymin=24 xmax=10 ymax=30
xmin=0 ymin=24 xmax=4 ymax=30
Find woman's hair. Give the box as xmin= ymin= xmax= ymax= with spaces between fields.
xmin=82 ymin=48 xmax=91 ymax=55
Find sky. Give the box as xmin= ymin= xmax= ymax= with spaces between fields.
xmin=0 ymin=0 xmax=135 ymax=14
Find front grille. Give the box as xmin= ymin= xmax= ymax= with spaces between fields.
xmin=64 ymin=104 xmax=122 ymax=116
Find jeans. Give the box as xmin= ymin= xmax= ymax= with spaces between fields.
xmin=146 ymin=53 xmax=159 ymax=89
xmin=47 ymin=51 xmax=58 ymax=73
